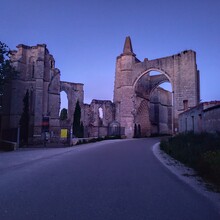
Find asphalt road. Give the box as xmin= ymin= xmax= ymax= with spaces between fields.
xmin=0 ymin=138 xmax=219 ymax=220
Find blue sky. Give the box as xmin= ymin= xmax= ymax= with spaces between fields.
xmin=1 ymin=0 xmax=220 ymax=107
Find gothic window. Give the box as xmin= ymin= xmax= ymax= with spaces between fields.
xmin=183 ymin=100 xmax=188 ymax=110
xmin=98 ymin=107 xmax=103 ymax=126
xmin=98 ymin=107 xmax=103 ymax=119
xmin=32 ymin=62 xmax=35 ymax=78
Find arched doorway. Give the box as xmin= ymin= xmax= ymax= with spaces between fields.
xmin=149 ymin=73 xmax=173 ymax=135
xmin=134 ymin=69 xmax=173 ymax=136
xmin=60 ymin=81 xmax=84 ymax=127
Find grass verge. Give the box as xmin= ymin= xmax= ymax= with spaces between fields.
xmin=160 ymin=132 xmax=220 ymax=191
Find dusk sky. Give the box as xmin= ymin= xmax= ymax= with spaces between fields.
xmin=1 ymin=0 xmax=220 ymax=107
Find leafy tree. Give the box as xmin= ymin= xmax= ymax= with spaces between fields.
xmin=19 ymin=90 xmax=30 ymax=145
xmin=0 ymin=41 xmax=17 ymax=94
xmin=60 ymin=108 xmax=68 ymax=120
xmin=72 ymin=100 xmax=84 ymax=138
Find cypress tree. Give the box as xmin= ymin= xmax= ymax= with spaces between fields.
xmin=72 ymin=100 xmax=84 ymax=138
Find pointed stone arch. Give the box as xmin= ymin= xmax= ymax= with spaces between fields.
xmin=60 ymin=82 xmax=84 ymax=125
xmin=134 ymin=99 xmax=151 ymax=137
xmin=114 ymin=36 xmax=200 ymax=138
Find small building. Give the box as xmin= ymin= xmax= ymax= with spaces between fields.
xmin=178 ymin=101 xmax=220 ymax=133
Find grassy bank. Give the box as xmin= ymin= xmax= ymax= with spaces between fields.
xmin=160 ymin=132 xmax=220 ymax=190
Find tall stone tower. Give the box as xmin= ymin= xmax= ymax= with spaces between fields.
xmin=114 ymin=37 xmax=200 ymax=138
xmin=113 ymin=37 xmax=138 ymax=138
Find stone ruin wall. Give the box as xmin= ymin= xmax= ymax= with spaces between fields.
xmin=1 ymin=37 xmax=203 ymax=143
xmin=60 ymin=82 xmax=84 ymax=129
xmin=114 ymin=37 xmax=200 ymax=138
xmin=1 ymin=44 xmax=84 ymax=143
xmin=83 ymin=100 xmax=115 ymax=137
xmin=4 ymin=44 xmax=61 ymax=142
xmin=150 ymin=87 xmax=172 ymax=135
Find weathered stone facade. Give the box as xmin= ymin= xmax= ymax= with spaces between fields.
xmin=150 ymin=87 xmax=172 ymax=135
xmin=1 ymin=36 xmax=203 ymax=143
xmin=83 ymin=100 xmax=115 ymax=137
xmin=179 ymin=101 xmax=220 ymax=133
xmin=1 ymin=44 xmax=83 ymax=143
xmin=114 ymin=37 xmax=200 ymax=138
xmin=60 ymin=81 xmax=84 ymax=130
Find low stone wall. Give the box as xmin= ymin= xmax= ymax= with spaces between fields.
xmin=178 ymin=101 xmax=220 ymax=133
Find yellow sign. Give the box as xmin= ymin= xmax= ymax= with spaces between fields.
xmin=61 ymin=129 xmax=68 ymax=138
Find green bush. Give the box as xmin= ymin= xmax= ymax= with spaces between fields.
xmin=198 ymin=150 xmax=220 ymax=185
xmin=160 ymin=132 xmax=220 ymax=189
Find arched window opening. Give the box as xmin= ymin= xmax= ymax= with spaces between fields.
xmin=32 ymin=62 xmax=35 ymax=78
xmin=183 ymin=100 xmax=188 ymax=110
xmin=135 ymin=70 xmax=173 ymax=136
xmin=98 ymin=107 xmax=103 ymax=119
xmin=98 ymin=107 xmax=104 ymax=126
xmin=159 ymin=82 xmax=172 ymax=92
xmin=60 ymin=91 xmax=68 ymax=120
xmin=149 ymin=71 xmax=161 ymax=76
xmin=150 ymin=78 xmax=173 ymax=136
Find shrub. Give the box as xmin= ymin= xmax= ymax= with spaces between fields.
xmin=198 ymin=150 xmax=220 ymax=185
xmin=160 ymin=132 xmax=220 ymax=189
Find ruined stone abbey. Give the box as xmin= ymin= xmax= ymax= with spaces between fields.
xmin=1 ymin=36 xmax=219 ymax=144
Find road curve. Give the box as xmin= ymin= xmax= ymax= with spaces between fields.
xmin=0 ymin=138 xmax=219 ymax=220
